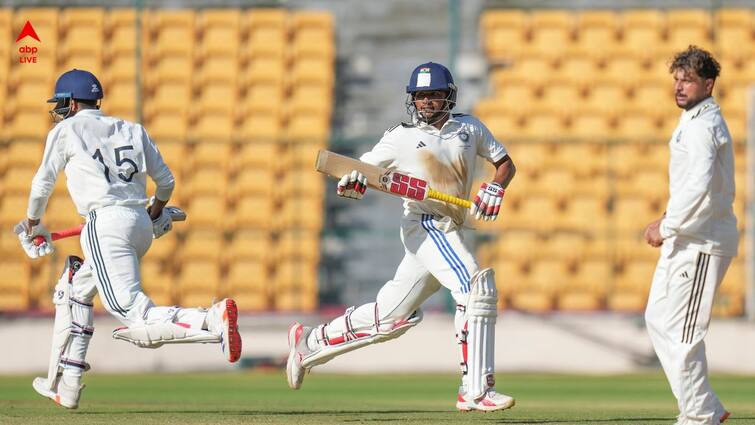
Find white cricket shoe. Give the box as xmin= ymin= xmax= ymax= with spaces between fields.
xmin=33 ymin=376 xmax=84 ymax=409
xmin=456 ymin=388 xmax=515 ymax=412
xmin=207 ymin=298 xmax=242 ymax=363
xmin=286 ymin=322 xmax=314 ymax=390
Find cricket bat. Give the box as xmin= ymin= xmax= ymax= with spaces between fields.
xmin=315 ymin=150 xmax=472 ymax=208
xmin=14 ymin=206 xmax=187 ymax=246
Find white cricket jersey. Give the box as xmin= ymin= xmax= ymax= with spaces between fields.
xmin=660 ymin=96 xmax=738 ymax=256
xmin=27 ymin=109 xmax=175 ymax=219
xmin=360 ymin=113 xmax=508 ymax=225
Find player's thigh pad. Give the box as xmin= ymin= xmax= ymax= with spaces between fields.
xmin=301 ymin=308 xmax=424 ymax=369
xmin=464 ymin=268 xmax=498 ymax=400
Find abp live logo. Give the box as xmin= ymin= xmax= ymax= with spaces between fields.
xmin=16 ymin=20 xmax=41 ymax=64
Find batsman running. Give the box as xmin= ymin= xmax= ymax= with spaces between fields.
xmin=287 ymin=62 xmax=517 ymax=411
xmin=17 ymin=69 xmax=242 ymax=409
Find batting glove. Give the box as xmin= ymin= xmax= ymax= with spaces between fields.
xmin=336 ymin=170 xmax=367 ymax=200
xmin=14 ymin=220 xmax=54 ymax=259
xmin=470 ymin=182 xmax=505 ymax=221
xmin=151 ymin=209 xmax=173 ymax=239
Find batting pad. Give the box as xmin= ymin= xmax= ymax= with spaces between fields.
xmin=113 ymin=322 xmax=220 ymax=348
xmin=465 ymin=268 xmax=498 ymax=400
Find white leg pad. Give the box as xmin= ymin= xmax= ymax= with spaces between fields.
xmin=301 ymin=309 xmax=423 ymax=369
xmin=113 ymin=314 xmax=220 ymax=349
xmin=464 ymin=268 xmax=498 ymax=400
xmin=45 ymin=256 xmax=92 ymax=391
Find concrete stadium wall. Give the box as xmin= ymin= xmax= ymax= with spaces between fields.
xmin=3 ymin=312 xmax=754 ymax=375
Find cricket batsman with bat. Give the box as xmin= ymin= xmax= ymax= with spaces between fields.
xmin=16 ymin=69 xmax=242 ymax=409
xmin=287 ymin=62 xmax=517 ymax=411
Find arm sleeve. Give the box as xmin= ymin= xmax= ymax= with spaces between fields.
xmin=141 ymin=125 xmax=175 ymax=202
xmin=27 ymin=126 xmax=67 ymax=220
xmin=359 ymin=129 xmax=398 ymax=168
xmin=475 ymin=119 xmax=508 ymax=163
xmin=660 ymin=122 xmax=717 ymax=239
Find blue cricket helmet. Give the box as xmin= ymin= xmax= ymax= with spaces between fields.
xmin=406 ymin=62 xmax=457 ymax=107
xmin=47 ymin=69 xmax=103 ymax=103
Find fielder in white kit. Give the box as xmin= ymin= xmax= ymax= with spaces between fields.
xmin=286 ymin=62 xmax=517 ymax=411
xmin=16 ymin=69 xmax=242 ymax=409
xmin=643 ymin=47 xmax=737 ymax=425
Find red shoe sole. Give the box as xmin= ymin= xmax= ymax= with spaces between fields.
xmin=225 ymin=299 xmax=242 ymax=363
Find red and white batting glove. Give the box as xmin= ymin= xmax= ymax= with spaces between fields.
xmin=470 ymin=182 xmax=505 ymax=221
xmin=336 ymin=170 xmax=367 ymax=200
xmin=14 ymin=219 xmax=54 ymax=259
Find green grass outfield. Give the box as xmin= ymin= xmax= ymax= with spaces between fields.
xmin=1 ymin=372 xmax=753 ymax=424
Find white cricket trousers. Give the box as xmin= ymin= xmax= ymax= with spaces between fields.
xmin=645 ymin=242 xmax=732 ymax=425
xmin=311 ymin=213 xmax=478 ymax=350
xmin=75 ymin=205 xmax=206 ymax=329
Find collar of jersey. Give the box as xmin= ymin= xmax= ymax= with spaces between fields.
xmin=75 ymin=109 xmax=104 ymax=117
xmin=413 ymin=115 xmax=460 ymax=133
xmin=681 ymin=96 xmax=715 ymax=122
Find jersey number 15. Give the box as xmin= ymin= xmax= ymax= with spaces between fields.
xmin=92 ymin=145 xmax=138 ymax=183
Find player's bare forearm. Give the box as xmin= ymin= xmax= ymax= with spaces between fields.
xmin=149 ymin=197 xmax=168 ymax=220
xmin=492 ymin=156 xmax=515 ymax=189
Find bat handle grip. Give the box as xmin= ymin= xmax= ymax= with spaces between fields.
xmin=427 ymin=189 xmax=472 ymax=209
xmin=33 ymin=225 xmax=85 ymax=246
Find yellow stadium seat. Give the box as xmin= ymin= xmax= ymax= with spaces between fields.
xmin=286 ymin=143 xmax=324 ymax=167
xmin=153 ymin=141 xmax=186 ymax=168
xmin=46 ymin=197 xmax=83 ymax=230
xmin=583 ymin=83 xmax=626 ymax=117
xmin=107 ymin=9 xmax=140 ymax=57
xmin=274 ymin=259 xmax=318 ymax=293
xmin=541 ymin=232 xmax=588 ymax=262
xmin=0 ymin=262 xmax=31 ymax=311
xmin=190 ymin=142 xmax=234 ymax=169
xmin=277 ymin=198 xmax=323 ymax=231
xmin=614 ymin=109 xmax=661 ymax=142
xmin=185 ymin=195 xmax=227 ymax=231
xmin=510 ymin=259 xmax=565 ymax=312
xmin=555 ymin=143 xmax=608 ymax=177
xmin=277 ymin=230 xmax=320 ymax=261
xmin=184 ymin=168 xmax=228 ymax=197
xmin=227 ymin=260 xmax=270 ymax=311
xmin=176 ymin=260 xmax=221 ymax=306
xmin=227 ymin=230 xmax=272 ymax=262
xmin=559 ymin=259 xmax=611 ymax=311
xmin=3 ymin=166 xmax=36 ymax=194
xmin=11 ymin=82 xmax=53 ymax=113
xmin=245 ymin=57 xmax=286 ymax=87
xmin=292 ymin=31 xmax=334 ymax=60
xmin=180 ymin=230 xmax=224 ymax=262
xmin=234 ymin=196 xmax=274 ymax=229
xmin=192 ymin=113 xmax=235 ymax=143
xmin=608 ymin=143 xmax=652 ymax=177
xmin=229 ymin=169 xmax=275 ymax=198
xmin=140 ymin=258 xmax=173 ymax=306
xmin=568 ymin=114 xmax=614 ymax=141
xmin=715 ymin=9 xmax=754 ymax=60
xmin=198 ymin=9 xmax=241 ymax=57
xmin=197 ymin=56 xmax=240 ymax=85
xmin=558 ymin=56 xmax=600 ymax=89
xmin=484 ymin=86 xmax=536 ymax=113
xmin=608 ymin=259 xmax=655 ymax=312
xmin=143 ymin=232 xmax=177 ymax=262
xmin=481 ymin=10 xmax=528 ymax=60
xmin=505 ymin=142 xmax=553 ymax=176
xmin=619 ymin=9 xmax=665 ymax=60
xmin=0 ymin=195 xmax=27 ymax=227
xmin=239 ymin=111 xmax=283 ymax=143
xmin=612 ymin=197 xmax=659 ymax=235
xmin=496 ymin=57 xmax=553 ymax=88
xmin=286 ymin=114 xmax=330 ymax=143
xmin=531 ymin=169 xmax=576 ymax=200
xmin=632 ymin=83 xmax=673 ymax=115
xmin=520 ymin=110 xmax=566 ymax=140
xmin=600 ymin=56 xmax=646 ymax=89
xmin=0 ymin=227 xmax=25 ymax=260
xmin=615 ymin=169 xmax=668 ymax=202
xmin=233 ymin=143 xmax=281 ymax=171
xmin=512 ymin=195 xmax=562 ymax=231
xmin=665 ymin=9 xmax=712 ymax=54
xmin=720 ymin=82 xmax=749 ymax=117
xmin=540 ymin=83 xmax=582 ymax=117
xmin=144 ymin=113 xmax=188 ymax=142
xmin=6 ymin=141 xmax=44 ymax=167
xmin=103 ymin=81 xmax=137 ymax=120
xmin=280 ymin=170 xmax=325 ymax=199
xmin=573 ymin=10 xmax=619 ymax=59
xmin=150 ymin=10 xmax=196 ymax=57
xmin=561 ymin=196 xmax=609 ymax=233
xmin=246 ymin=9 xmax=289 ymax=59
xmin=529 ymin=10 xmax=575 ymax=59
xmin=274 ymin=286 xmax=317 ymax=312
xmin=491 ymin=259 xmax=528 ymax=309
xmin=613 ymin=236 xmax=658 ymax=263
xmin=291 ymin=57 xmax=334 ymax=86
xmin=150 ymin=56 xmax=193 ymax=85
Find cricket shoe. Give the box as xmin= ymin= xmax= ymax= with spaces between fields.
xmin=286 ymin=322 xmax=314 ymax=390
xmin=32 ymin=376 xmax=84 ymax=409
xmin=207 ymin=298 xmax=242 ymax=363
xmin=456 ymin=389 xmax=515 ymax=412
